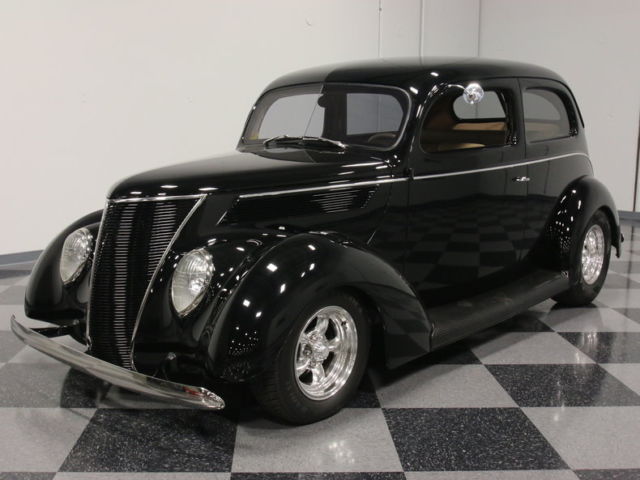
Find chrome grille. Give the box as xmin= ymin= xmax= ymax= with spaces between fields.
xmin=88 ymin=197 xmax=198 ymax=369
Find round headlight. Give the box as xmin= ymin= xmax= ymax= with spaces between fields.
xmin=171 ymin=248 xmax=214 ymax=317
xmin=60 ymin=227 xmax=94 ymax=284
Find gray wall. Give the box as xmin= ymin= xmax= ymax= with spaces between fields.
xmin=1 ymin=0 xmax=638 ymax=254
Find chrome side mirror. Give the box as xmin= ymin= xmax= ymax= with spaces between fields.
xmin=463 ymin=83 xmax=484 ymax=104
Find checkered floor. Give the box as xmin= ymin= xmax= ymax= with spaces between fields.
xmin=1 ymin=222 xmax=640 ymax=480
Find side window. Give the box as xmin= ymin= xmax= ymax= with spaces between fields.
xmin=421 ymin=90 xmax=511 ymax=153
xmin=523 ymin=89 xmax=571 ymax=142
xmin=346 ymin=93 xmax=403 ymax=135
xmin=452 ymin=91 xmax=505 ymax=120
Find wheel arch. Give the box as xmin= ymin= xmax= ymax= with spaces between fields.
xmin=205 ymin=232 xmax=432 ymax=381
xmin=540 ymin=175 xmax=621 ymax=277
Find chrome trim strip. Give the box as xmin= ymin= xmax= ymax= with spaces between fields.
xmin=110 ymin=194 xmax=205 ymax=204
xmin=130 ymin=194 xmax=207 ymax=369
xmin=236 ymin=153 xmax=588 ymax=198
xmin=11 ymin=315 xmax=224 ymax=409
xmin=412 ymin=153 xmax=589 ymax=181
xmin=238 ymin=178 xmax=405 ymax=199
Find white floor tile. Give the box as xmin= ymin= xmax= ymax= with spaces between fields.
xmin=405 ymin=471 xmax=579 ymax=480
xmin=0 ymin=408 xmax=94 ymax=471
xmin=601 ymin=363 xmax=640 ymax=396
xmin=524 ymin=406 xmax=640 ymax=469
xmin=9 ymin=335 xmax=85 ymax=363
xmin=597 ymin=289 xmax=640 ymax=308
xmin=232 ymin=408 xmax=402 ymax=472
xmin=372 ymin=364 xmax=516 ymax=408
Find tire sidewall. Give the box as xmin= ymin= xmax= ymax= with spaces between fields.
xmin=273 ymin=292 xmax=370 ymax=423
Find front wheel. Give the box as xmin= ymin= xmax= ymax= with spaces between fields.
xmin=553 ymin=209 xmax=611 ymax=307
xmin=251 ymin=292 xmax=370 ymax=424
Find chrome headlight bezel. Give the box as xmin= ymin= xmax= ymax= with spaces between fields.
xmin=170 ymin=248 xmax=215 ymax=318
xmin=59 ymin=227 xmax=94 ymax=285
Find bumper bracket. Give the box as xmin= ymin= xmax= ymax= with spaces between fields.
xmin=10 ymin=315 xmax=225 ymax=410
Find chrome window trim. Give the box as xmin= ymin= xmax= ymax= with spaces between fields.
xmin=240 ymin=81 xmax=413 ymax=153
xmin=129 ymin=194 xmax=208 ymax=370
xmin=238 ymin=152 xmax=588 ymax=198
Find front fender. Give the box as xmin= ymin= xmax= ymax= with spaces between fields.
xmin=206 ymin=233 xmax=431 ymax=381
xmin=542 ymin=175 xmax=621 ymax=275
xmin=25 ymin=210 xmax=103 ymax=322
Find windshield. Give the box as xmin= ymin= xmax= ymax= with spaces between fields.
xmin=241 ymin=83 xmax=409 ymax=150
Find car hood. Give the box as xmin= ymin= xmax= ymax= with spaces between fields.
xmin=108 ymin=149 xmax=394 ymax=199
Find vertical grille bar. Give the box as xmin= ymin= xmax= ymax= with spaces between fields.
xmin=88 ymin=197 xmax=197 ymax=369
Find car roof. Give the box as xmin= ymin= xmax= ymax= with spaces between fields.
xmin=263 ymin=57 xmax=566 ymax=94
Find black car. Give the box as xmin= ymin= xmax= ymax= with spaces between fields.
xmin=12 ymin=57 xmax=621 ymax=424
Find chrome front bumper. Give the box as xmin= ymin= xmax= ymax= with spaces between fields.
xmin=10 ymin=315 xmax=225 ymax=409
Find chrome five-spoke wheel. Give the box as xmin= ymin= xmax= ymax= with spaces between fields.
xmin=581 ymin=224 xmax=605 ymax=285
xmin=294 ymin=305 xmax=358 ymax=400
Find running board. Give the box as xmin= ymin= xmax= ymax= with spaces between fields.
xmin=428 ymin=269 xmax=569 ymax=350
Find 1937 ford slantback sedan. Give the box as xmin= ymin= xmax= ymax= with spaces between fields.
xmin=12 ymin=58 xmax=622 ymax=424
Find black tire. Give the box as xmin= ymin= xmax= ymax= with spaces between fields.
xmin=553 ymin=209 xmax=611 ymax=307
xmin=251 ymin=292 xmax=370 ymax=424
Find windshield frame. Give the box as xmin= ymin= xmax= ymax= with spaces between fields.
xmin=239 ymin=82 xmax=413 ymax=152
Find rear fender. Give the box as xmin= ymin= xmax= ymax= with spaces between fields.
xmin=542 ymin=176 xmax=621 ymax=280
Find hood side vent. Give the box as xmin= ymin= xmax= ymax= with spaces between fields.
xmin=224 ymin=186 xmax=377 ymax=224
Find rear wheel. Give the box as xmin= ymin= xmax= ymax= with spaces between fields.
xmin=553 ymin=209 xmax=611 ymax=306
xmin=251 ymin=292 xmax=370 ymax=424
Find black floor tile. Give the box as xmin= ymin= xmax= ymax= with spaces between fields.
xmin=421 ymin=342 xmax=480 ymax=365
xmin=383 ymin=408 xmax=567 ymax=471
xmin=560 ymin=332 xmax=640 ymax=363
xmin=60 ymin=409 xmax=236 ymax=472
xmin=347 ymin=373 xmax=380 ymax=408
xmin=489 ymin=311 xmax=554 ymax=332
xmin=487 ymin=364 xmax=640 ymax=407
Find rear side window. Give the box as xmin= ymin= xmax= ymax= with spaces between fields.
xmin=453 ymin=91 xmax=505 ymax=120
xmin=421 ymin=89 xmax=511 ymax=153
xmin=523 ymin=89 xmax=571 ymax=142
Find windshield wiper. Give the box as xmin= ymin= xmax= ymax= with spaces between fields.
xmin=263 ymin=135 xmax=346 ymax=150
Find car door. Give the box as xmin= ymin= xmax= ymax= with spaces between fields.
xmin=519 ymin=78 xmax=592 ymax=265
xmin=405 ymin=78 xmax=527 ymax=307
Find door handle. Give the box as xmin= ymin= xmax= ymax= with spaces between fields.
xmin=512 ymin=176 xmax=530 ymax=183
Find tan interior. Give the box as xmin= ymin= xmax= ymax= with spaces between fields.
xmin=525 ymin=121 xmax=564 ymax=142
xmin=421 ymin=94 xmax=508 ymax=153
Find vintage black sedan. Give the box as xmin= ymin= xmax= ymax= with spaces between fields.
xmin=12 ymin=58 xmax=621 ymax=424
